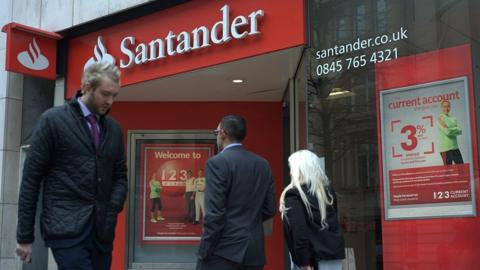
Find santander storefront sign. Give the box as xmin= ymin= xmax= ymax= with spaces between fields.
xmin=67 ymin=0 xmax=305 ymax=97
xmin=119 ymin=4 xmax=263 ymax=69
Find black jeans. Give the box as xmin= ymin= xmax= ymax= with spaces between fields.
xmin=150 ymin=197 xmax=162 ymax=211
xmin=51 ymin=234 xmax=112 ymax=270
xmin=440 ymin=149 xmax=464 ymax=165
xmin=196 ymin=255 xmax=263 ymax=270
xmin=185 ymin=191 xmax=195 ymax=221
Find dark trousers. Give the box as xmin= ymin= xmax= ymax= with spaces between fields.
xmin=51 ymin=234 xmax=112 ymax=270
xmin=185 ymin=191 xmax=195 ymax=221
xmin=150 ymin=197 xmax=162 ymax=211
xmin=196 ymin=255 xmax=263 ymax=270
xmin=440 ymin=149 xmax=464 ymax=165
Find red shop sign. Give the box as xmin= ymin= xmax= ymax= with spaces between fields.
xmin=2 ymin=22 xmax=61 ymax=80
xmin=66 ymin=0 xmax=305 ymax=97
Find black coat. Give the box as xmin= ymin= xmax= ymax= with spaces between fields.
xmin=198 ymin=145 xmax=276 ymax=266
xmin=16 ymin=95 xmax=128 ymax=248
xmin=283 ymin=185 xmax=345 ymax=267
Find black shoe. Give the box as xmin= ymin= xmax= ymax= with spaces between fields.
xmin=192 ymin=221 xmax=199 ymax=225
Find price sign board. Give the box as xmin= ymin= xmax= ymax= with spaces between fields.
xmin=379 ymin=77 xmax=476 ymax=219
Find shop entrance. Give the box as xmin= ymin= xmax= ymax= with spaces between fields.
xmin=108 ymin=46 xmax=304 ymax=270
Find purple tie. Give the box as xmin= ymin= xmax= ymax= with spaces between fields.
xmin=86 ymin=114 xmax=99 ymax=149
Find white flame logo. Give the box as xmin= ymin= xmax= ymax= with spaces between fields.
xmin=84 ymin=36 xmax=116 ymax=70
xmin=17 ymin=37 xmax=49 ymax=70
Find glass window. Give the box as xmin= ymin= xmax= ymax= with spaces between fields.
xmin=308 ymin=0 xmax=480 ymax=269
xmin=126 ymin=131 xmax=216 ymax=269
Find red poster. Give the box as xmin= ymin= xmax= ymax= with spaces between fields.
xmin=138 ymin=143 xmax=215 ymax=243
xmin=376 ymin=44 xmax=479 ymax=219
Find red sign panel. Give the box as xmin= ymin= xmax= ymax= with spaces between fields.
xmin=375 ymin=44 xmax=480 ymax=270
xmin=2 ymin=23 xmax=61 ymax=80
xmin=389 ymin=164 xmax=471 ymax=205
xmin=66 ymin=0 xmax=305 ymax=97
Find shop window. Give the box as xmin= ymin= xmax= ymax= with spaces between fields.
xmin=126 ymin=131 xmax=216 ymax=268
xmin=375 ymin=0 xmax=388 ymax=33
xmin=356 ymin=4 xmax=368 ymax=36
xmin=308 ymin=0 xmax=480 ymax=269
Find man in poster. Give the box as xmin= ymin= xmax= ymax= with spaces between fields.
xmin=438 ymin=100 xmax=464 ymax=165
xmin=197 ymin=115 xmax=276 ymax=270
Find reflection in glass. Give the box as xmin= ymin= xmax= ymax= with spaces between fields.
xmin=308 ymin=0 xmax=480 ymax=269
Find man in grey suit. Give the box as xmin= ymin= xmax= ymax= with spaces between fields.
xmin=197 ymin=115 xmax=276 ymax=270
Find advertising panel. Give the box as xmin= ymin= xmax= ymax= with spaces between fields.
xmin=138 ymin=143 xmax=216 ymax=243
xmin=376 ymin=44 xmax=478 ymax=219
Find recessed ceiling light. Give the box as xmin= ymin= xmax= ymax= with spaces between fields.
xmin=232 ymin=79 xmax=244 ymax=83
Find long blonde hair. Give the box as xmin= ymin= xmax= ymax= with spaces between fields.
xmin=279 ymin=150 xmax=333 ymax=229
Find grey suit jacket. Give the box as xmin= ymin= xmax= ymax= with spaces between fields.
xmin=198 ymin=145 xmax=276 ymax=266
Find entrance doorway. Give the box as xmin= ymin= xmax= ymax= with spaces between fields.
xmin=108 ymin=46 xmax=304 ymax=270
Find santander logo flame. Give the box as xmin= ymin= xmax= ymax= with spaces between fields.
xmin=83 ymin=36 xmax=116 ymax=70
xmin=17 ymin=37 xmax=49 ymax=70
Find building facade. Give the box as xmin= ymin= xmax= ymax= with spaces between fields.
xmin=1 ymin=0 xmax=479 ymax=270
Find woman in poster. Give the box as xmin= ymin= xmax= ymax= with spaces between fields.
xmin=193 ymin=169 xmax=206 ymax=225
xmin=150 ymin=173 xmax=165 ymax=223
xmin=280 ymin=150 xmax=345 ymax=270
xmin=438 ymin=100 xmax=464 ymax=165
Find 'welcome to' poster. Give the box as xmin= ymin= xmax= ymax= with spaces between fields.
xmin=139 ymin=143 xmax=216 ymax=243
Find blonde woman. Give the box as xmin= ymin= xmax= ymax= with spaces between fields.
xmin=280 ymin=150 xmax=345 ymax=270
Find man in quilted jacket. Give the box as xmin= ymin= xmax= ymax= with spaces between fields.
xmin=15 ymin=61 xmax=128 ymax=270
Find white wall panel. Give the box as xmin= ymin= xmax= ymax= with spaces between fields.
xmin=41 ymin=0 xmax=74 ymax=31
xmin=0 ymin=258 xmax=20 ymax=270
xmin=12 ymin=0 xmax=41 ymax=27
xmin=73 ymin=0 xmax=108 ymax=25
xmin=0 ymin=99 xmax=5 ymax=151
xmin=108 ymin=0 xmax=151 ymax=13
xmin=1 ymin=150 xmax=20 ymax=204
xmin=3 ymin=99 xmax=22 ymax=152
xmin=0 ymin=0 xmax=13 ymax=50
xmin=0 ymin=204 xmax=18 ymax=258
xmin=0 ymin=151 xmax=4 ymax=204
xmin=6 ymin=73 xmax=23 ymax=101
xmin=0 ymin=51 xmax=6 ymax=99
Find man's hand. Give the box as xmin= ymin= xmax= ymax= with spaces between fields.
xmin=16 ymin=243 xmax=33 ymax=263
xmin=300 ymin=266 xmax=313 ymax=270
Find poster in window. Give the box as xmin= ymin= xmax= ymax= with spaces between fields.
xmin=378 ymin=76 xmax=477 ymax=219
xmin=138 ymin=143 xmax=216 ymax=243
